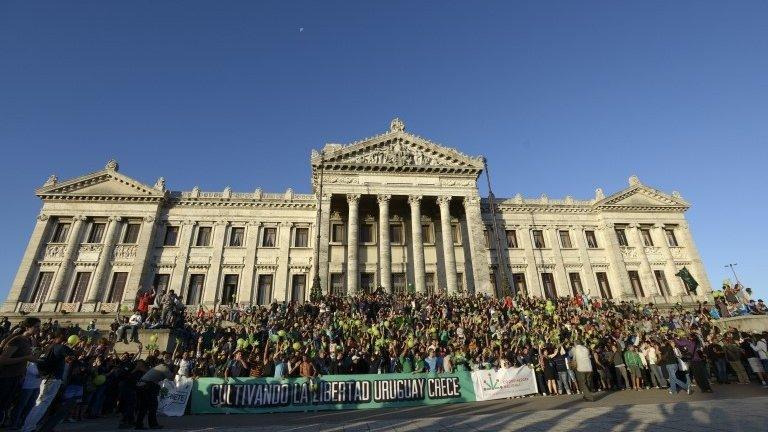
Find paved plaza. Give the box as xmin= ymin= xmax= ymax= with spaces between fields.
xmin=55 ymin=384 xmax=768 ymax=432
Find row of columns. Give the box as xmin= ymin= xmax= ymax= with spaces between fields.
xmin=342 ymin=193 xmax=478 ymax=295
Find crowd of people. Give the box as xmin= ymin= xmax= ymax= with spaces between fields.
xmin=1 ymin=286 xmax=767 ymax=430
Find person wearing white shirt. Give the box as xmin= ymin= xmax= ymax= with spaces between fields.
xmin=569 ymin=342 xmax=596 ymax=401
xmin=116 ymin=313 xmax=143 ymax=343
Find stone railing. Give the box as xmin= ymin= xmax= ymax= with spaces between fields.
xmin=19 ymin=302 xmax=41 ymax=314
xmin=99 ymin=302 xmax=121 ymax=314
xmin=112 ymin=244 xmax=138 ymax=260
xmin=59 ymin=302 xmax=81 ymax=314
xmin=643 ymin=246 xmax=663 ymax=260
xmin=77 ymin=243 xmax=103 ymax=261
xmin=620 ymin=246 xmax=638 ymax=260
xmin=669 ymin=246 xmax=686 ymax=259
xmin=44 ymin=244 xmax=66 ymax=259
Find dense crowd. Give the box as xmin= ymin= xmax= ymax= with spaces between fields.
xmin=1 ymin=285 xmax=767 ymax=430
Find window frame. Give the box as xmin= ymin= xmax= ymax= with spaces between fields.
xmin=86 ymin=222 xmax=106 ymax=244
xmin=559 ymin=230 xmax=573 ymax=249
xmin=195 ymin=226 xmax=212 ymax=247
xmin=505 ymin=229 xmax=518 ymax=249
xmin=640 ymin=228 xmax=654 ymax=247
xmin=421 ymin=223 xmax=434 ymax=244
xmin=532 ymin=230 xmax=546 ymax=249
xmin=293 ymin=226 xmax=310 ymax=248
xmin=615 ymin=228 xmax=629 ymax=247
xmin=228 ymin=226 xmax=245 ymax=247
xmin=451 ymin=223 xmax=462 ymax=245
xmin=163 ymin=225 xmax=179 ymax=247
xmin=665 ymin=228 xmax=679 ymax=247
xmin=122 ymin=223 xmax=141 ymax=244
xmin=50 ymin=220 xmax=71 ymax=243
xmin=389 ymin=223 xmax=404 ymax=245
xmin=330 ymin=223 xmax=345 ymax=244
xmin=585 ymin=230 xmax=599 ymax=249
xmin=261 ymin=226 xmax=278 ymax=248
xmin=359 ymin=223 xmax=376 ymax=245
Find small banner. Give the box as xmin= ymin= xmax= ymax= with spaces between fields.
xmin=190 ymin=372 xmax=475 ymax=414
xmin=471 ymin=366 xmax=538 ymax=401
xmin=158 ymin=376 xmax=194 ymax=417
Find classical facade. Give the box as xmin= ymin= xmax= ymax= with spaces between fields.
xmin=3 ymin=119 xmax=713 ymax=314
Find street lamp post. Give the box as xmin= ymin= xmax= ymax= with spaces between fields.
xmin=725 ymin=263 xmax=741 ymax=285
xmin=310 ymin=151 xmax=326 ymax=302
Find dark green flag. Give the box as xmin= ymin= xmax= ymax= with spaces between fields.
xmin=675 ymin=267 xmax=699 ymax=294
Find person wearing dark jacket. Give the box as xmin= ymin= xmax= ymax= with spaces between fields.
xmin=661 ymin=339 xmax=689 ymax=395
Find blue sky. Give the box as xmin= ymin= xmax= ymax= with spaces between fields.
xmin=1 ymin=1 xmax=766 ymax=301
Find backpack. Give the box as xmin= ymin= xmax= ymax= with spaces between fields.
xmin=36 ymin=344 xmax=60 ymax=377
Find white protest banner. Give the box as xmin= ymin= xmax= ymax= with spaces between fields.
xmin=158 ymin=376 xmax=194 ymax=416
xmin=471 ymin=366 xmax=538 ymax=401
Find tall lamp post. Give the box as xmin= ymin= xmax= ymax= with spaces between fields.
xmin=725 ymin=263 xmax=741 ymax=285
xmin=310 ymin=151 xmax=326 ymax=302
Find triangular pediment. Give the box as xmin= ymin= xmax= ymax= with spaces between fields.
xmin=596 ymin=184 xmax=688 ymax=210
xmin=36 ymin=164 xmax=164 ymax=201
xmin=312 ymin=118 xmax=484 ymax=175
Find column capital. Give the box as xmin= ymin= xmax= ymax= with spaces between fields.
xmin=107 ymin=216 xmax=123 ymax=223
xmin=214 ymin=219 xmax=229 ymax=226
xmin=653 ymin=223 xmax=665 ymax=229
xmin=376 ymin=194 xmax=391 ymax=204
xmin=143 ymin=215 xmax=155 ymax=223
xmin=599 ymin=222 xmax=614 ymax=230
xmin=463 ymin=196 xmax=480 ymax=207
xmin=37 ymin=213 xmax=49 ymax=222
xmin=436 ymin=195 xmax=452 ymax=207
xmin=346 ymin=193 xmax=361 ymax=204
xmin=408 ymin=195 xmax=422 ymax=205
xmin=72 ymin=215 xmax=87 ymax=222
xmin=181 ymin=219 xmax=196 ymax=226
xmin=627 ymin=223 xmax=641 ymax=229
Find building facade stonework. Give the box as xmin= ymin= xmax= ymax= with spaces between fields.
xmin=3 ymin=119 xmax=713 ymax=314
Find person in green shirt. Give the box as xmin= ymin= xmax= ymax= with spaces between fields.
xmin=398 ymin=345 xmax=414 ymax=373
xmin=623 ymin=345 xmax=644 ymax=390
xmin=413 ymin=353 xmax=426 ymax=373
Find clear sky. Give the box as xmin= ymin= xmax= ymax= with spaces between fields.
xmin=1 ymin=1 xmax=766 ymax=301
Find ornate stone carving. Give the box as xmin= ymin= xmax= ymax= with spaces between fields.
xmin=436 ymin=195 xmax=452 ymax=206
xmin=44 ymin=244 xmax=66 ymax=259
xmin=43 ymin=174 xmax=58 ymax=187
xmin=408 ymin=195 xmax=422 ymax=205
xmin=376 ymin=194 xmax=391 ymax=204
xmin=643 ymin=246 xmax=662 ymax=259
xmin=669 ymin=247 xmax=685 ymax=259
xmin=346 ymin=194 xmax=361 ymax=204
xmin=37 ymin=213 xmax=49 ymax=222
xmin=154 ymin=177 xmax=166 ymax=191
xmin=113 ymin=245 xmax=137 ymax=260
xmin=390 ymin=117 xmax=405 ymax=133
xmin=595 ymin=188 xmax=605 ymax=200
xmin=105 ymin=159 xmax=119 ymax=171
xmin=628 ymin=175 xmax=641 ymax=186
xmin=143 ymin=215 xmax=155 ymax=223
xmin=620 ymin=246 xmax=638 ymax=260
xmin=463 ymin=196 xmax=479 ymax=207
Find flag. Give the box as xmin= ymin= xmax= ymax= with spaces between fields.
xmin=675 ymin=267 xmax=699 ymax=294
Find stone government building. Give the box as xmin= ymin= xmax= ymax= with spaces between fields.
xmin=3 ymin=119 xmax=713 ymax=315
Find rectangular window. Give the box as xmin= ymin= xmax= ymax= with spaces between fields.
xmin=390 ymin=224 xmax=404 ymax=244
xmin=360 ymin=272 xmax=375 ymax=293
xmin=654 ymin=270 xmax=671 ymax=297
xmin=422 ymin=224 xmax=433 ymax=244
xmin=331 ymin=224 xmax=345 ymax=243
xmin=569 ymin=272 xmax=583 ymax=296
xmin=541 ymin=273 xmax=556 ymax=299
xmin=294 ymin=227 xmax=309 ymax=247
xmin=506 ymin=230 xmax=518 ymax=248
xmin=532 ymin=230 xmax=546 ymax=248
xmin=596 ymin=272 xmax=612 ymax=299
xmin=585 ymin=230 xmax=598 ymax=248
xmin=451 ymin=224 xmax=461 ymax=245
xmin=123 ymin=223 xmax=141 ymax=244
xmin=615 ymin=228 xmax=629 ymax=247
xmin=69 ymin=272 xmax=91 ymax=303
xmin=256 ymin=274 xmax=273 ymax=305
xmin=392 ymin=273 xmax=406 ymax=293
xmin=108 ymin=272 xmax=128 ymax=303
xmin=163 ymin=226 xmax=179 ymax=246
xmin=30 ymin=272 xmax=54 ymax=303
xmin=665 ymin=228 xmax=679 ymax=247
xmin=87 ymin=222 xmax=106 ymax=243
xmin=640 ymin=228 xmax=654 ymax=247
xmin=483 ymin=229 xmax=490 ymax=248
xmin=512 ymin=273 xmax=527 ymax=296
xmin=360 ymin=223 xmax=374 ymax=244
xmin=51 ymin=221 xmax=71 ymax=243
xmin=330 ymin=273 xmax=345 ymax=296
xmin=425 ymin=272 xmax=435 ymax=295
xmin=222 ymin=274 xmax=239 ymax=304
xmin=195 ymin=226 xmax=212 ymax=247
xmin=186 ymin=274 xmax=205 ymax=305
xmin=152 ymin=273 xmax=170 ymax=298
xmin=628 ymin=270 xmax=644 ymax=297
xmin=261 ymin=227 xmax=277 ymax=247
xmin=229 ymin=227 xmax=245 ymax=247
xmin=559 ymin=230 xmax=573 ymax=248
xmin=290 ymin=274 xmax=306 ymax=303
xmin=456 ymin=272 xmax=464 ymax=292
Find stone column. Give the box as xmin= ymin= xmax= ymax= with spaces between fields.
xmin=408 ymin=195 xmax=426 ymax=293
xmin=519 ymin=226 xmax=543 ymax=298
xmin=86 ymin=216 xmax=122 ymax=303
xmin=123 ymin=215 xmax=160 ymax=306
xmin=169 ymin=220 xmax=195 ymax=299
xmin=377 ymin=194 xmax=392 ymax=291
xmin=628 ymin=224 xmax=658 ymax=297
xmin=437 ymin=196 xmax=458 ymax=294
xmin=547 ymin=226 xmax=570 ymax=296
xmin=599 ymin=223 xmax=633 ymax=298
xmin=317 ymin=194 xmax=332 ymax=294
xmin=573 ymin=226 xmax=597 ymax=296
xmin=3 ymin=214 xmax=52 ymax=311
xmin=678 ymin=221 xmax=712 ymax=295
xmin=346 ymin=194 xmax=360 ymax=295
xmin=239 ymin=221 xmax=261 ymax=304
xmin=201 ymin=220 xmax=228 ymax=307
xmin=49 ymin=215 xmax=86 ymax=303
xmin=653 ymin=223 xmax=683 ymax=296
xmin=275 ymin=221 xmax=293 ymax=302
xmin=462 ymin=196 xmax=493 ymax=296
